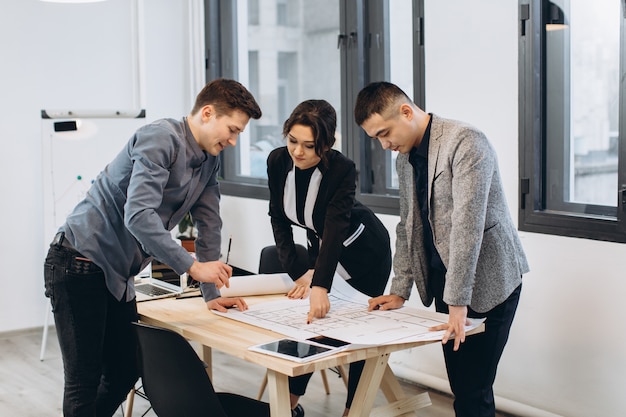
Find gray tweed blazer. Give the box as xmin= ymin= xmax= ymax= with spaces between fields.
xmin=390 ymin=114 xmax=529 ymax=313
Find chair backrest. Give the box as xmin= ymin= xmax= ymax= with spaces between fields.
xmin=258 ymin=244 xmax=308 ymax=274
xmin=132 ymin=322 xmax=229 ymax=417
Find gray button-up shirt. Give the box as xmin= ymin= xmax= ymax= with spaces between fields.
xmin=61 ymin=117 xmax=221 ymax=302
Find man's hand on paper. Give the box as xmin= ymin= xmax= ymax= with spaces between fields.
xmin=187 ymin=260 xmax=232 ymax=289
xmin=367 ymin=294 xmax=405 ymax=311
xmin=428 ymin=305 xmax=470 ymax=351
xmin=307 ymin=286 xmax=330 ymax=324
xmin=205 ymin=296 xmax=248 ymax=313
xmin=287 ymin=269 xmax=313 ymax=299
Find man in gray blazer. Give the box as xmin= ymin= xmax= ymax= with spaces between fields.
xmin=354 ymin=81 xmax=529 ymax=417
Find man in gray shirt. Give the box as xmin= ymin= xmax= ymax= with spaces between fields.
xmin=44 ymin=78 xmax=261 ymax=417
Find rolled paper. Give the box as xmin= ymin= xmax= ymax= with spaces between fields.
xmin=220 ymin=273 xmax=294 ymax=297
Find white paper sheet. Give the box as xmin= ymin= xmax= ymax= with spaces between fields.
xmin=215 ymin=274 xmax=484 ymax=347
xmin=219 ymin=273 xmax=294 ymax=297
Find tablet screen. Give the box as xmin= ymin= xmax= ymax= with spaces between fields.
xmin=249 ymin=338 xmax=339 ymax=362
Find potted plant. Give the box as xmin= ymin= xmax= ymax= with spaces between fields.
xmin=177 ymin=212 xmax=196 ymax=252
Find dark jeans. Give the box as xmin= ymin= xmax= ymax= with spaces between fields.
xmin=435 ymin=283 xmax=522 ymax=417
xmin=44 ymin=238 xmax=139 ymax=417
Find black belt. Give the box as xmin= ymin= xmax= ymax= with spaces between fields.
xmin=50 ymin=232 xmax=99 ymax=274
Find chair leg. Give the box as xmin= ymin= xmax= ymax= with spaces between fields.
xmin=337 ymin=365 xmax=348 ymax=389
xmin=125 ymin=387 xmax=135 ymax=416
xmin=320 ymin=369 xmax=330 ymax=395
xmin=257 ymin=371 xmax=268 ymax=400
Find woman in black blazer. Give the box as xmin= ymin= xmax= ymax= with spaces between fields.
xmin=267 ymin=99 xmax=392 ymax=417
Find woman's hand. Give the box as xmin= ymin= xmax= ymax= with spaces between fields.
xmin=307 ymin=286 xmax=331 ymax=323
xmin=287 ymin=269 xmax=313 ymax=299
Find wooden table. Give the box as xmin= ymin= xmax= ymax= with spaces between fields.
xmin=137 ymin=294 xmax=483 ymax=417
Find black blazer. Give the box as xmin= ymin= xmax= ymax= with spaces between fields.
xmin=267 ymin=147 xmax=390 ymax=292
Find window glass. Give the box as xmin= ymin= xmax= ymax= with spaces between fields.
xmin=236 ymin=0 xmax=341 ymax=179
xmin=248 ymin=0 xmax=259 ymax=25
xmin=519 ymin=0 xmax=626 ymax=242
xmin=545 ymin=0 xmax=620 ymax=213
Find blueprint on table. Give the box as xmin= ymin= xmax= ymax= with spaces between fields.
xmin=213 ymin=275 xmax=484 ymax=347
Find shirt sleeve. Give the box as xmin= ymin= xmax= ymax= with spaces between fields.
xmin=191 ymin=167 xmax=223 ymax=302
xmin=390 ymin=155 xmax=417 ymax=300
xmin=123 ymin=124 xmax=195 ymax=276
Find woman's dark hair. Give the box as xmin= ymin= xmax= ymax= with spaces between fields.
xmin=282 ymin=99 xmax=336 ymax=166
xmin=191 ymin=78 xmax=262 ymax=120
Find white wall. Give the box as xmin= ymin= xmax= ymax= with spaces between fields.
xmin=1 ymin=1 xmax=624 ymax=416
xmin=0 ymin=0 xmax=194 ymax=332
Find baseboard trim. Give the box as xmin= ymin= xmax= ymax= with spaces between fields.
xmin=389 ymin=364 xmax=563 ymax=417
xmin=0 ymin=325 xmax=53 ymax=339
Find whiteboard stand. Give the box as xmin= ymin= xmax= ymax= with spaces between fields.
xmin=39 ymin=109 xmax=146 ymax=362
xmin=40 ymin=302 xmax=52 ymax=361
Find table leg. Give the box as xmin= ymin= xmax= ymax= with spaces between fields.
xmin=124 ymin=387 xmax=135 ymax=416
xmin=337 ymin=365 xmax=349 ymax=388
xmin=379 ymin=364 xmax=405 ymax=399
xmin=266 ymin=369 xmax=292 ymax=417
xmin=347 ymin=353 xmax=391 ymax=417
xmin=371 ymin=364 xmax=431 ymax=417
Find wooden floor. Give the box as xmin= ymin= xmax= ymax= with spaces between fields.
xmin=0 ymin=327 xmax=514 ymax=417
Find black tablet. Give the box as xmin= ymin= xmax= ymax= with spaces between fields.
xmin=248 ymin=338 xmax=346 ymax=363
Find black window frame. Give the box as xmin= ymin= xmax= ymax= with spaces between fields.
xmin=518 ymin=0 xmax=626 ymax=243
xmin=204 ymin=0 xmax=425 ymax=215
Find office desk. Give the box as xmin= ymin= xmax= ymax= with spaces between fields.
xmin=137 ymin=295 xmax=483 ymax=417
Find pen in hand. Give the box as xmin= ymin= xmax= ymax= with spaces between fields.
xmin=225 ymin=235 xmax=232 ymax=265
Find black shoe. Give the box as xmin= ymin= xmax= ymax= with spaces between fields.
xmin=291 ymin=403 xmax=304 ymax=417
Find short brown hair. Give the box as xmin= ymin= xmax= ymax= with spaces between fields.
xmin=354 ymin=81 xmax=411 ymax=126
xmin=283 ymin=99 xmax=336 ymax=166
xmin=191 ymin=78 xmax=262 ymax=120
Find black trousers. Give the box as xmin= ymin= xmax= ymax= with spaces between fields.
xmin=435 ymin=283 xmax=522 ymax=417
xmin=44 ymin=236 xmax=139 ymax=417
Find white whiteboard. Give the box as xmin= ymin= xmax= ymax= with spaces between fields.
xmin=41 ymin=113 xmax=147 ymax=251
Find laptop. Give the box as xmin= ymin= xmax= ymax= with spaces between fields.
xmin=134 ymin=260 xmax=188 ymax=302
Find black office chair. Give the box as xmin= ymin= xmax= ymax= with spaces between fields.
xmin=256 ymin=245 xmax=348 ymax=399
xmin=258 ymin=244 xmax=309 ymax=275
xmin=133 ymin=322 xmax=270 ymax=417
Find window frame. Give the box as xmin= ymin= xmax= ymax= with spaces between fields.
xmin=518 ymin=0 xmax=626 ymax=243
xmin=352 ymin=0 xmax=425 ymax=215
xmin=205 ymin=0 xmax=425 ymax=215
